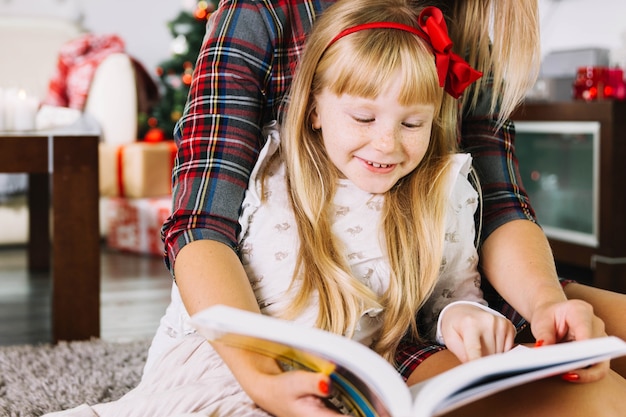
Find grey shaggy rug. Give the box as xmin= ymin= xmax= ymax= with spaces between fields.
xmin=0 ymin=338 xmax=150 ymax=417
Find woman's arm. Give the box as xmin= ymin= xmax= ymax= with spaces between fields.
xmin=175 ymin=240 xmax=338 ymax=416
xmin=479 ymin=220 xmax=563 ymax=322
xmin=162 ymin=0 xmax=304 ymax=272
xmin=461 ymin=76 xmax=608 ymax=382
xmin=480 ymin=219 xmax=609 ymax=383
xmin=162 ymin=2 xmax=338 ymax=415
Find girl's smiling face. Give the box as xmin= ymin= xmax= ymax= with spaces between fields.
xmin=311 ymin=75 xmax=434 ymax=194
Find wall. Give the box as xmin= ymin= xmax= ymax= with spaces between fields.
xmin=539 ymin=0 xmax=626 ymax=67
xmin=84 ymin=0 xmax=626 ymax=71
xmin=1 ymin=0 xmax=184 ymax=74
xmin=80 ymin=0 xmax=184 ymax=72
xmin=85 ymin=0 xmax=626 ymax=72
xmin=5 ymin=0 xmax=626 ymax=80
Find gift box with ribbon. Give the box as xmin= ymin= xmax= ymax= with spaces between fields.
xmin=105 ymin=196 xmax=172 ymax=256
xmin=99 ymin=141 xmax=176 ymax=198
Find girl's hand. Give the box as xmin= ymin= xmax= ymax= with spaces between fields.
xmin=440 ymin=303 xmax=516 ymax=362
xmin=252 ymin=369 xmax=343 ymax=417
xmin=213 ymin=341 xmax=342 ymax=417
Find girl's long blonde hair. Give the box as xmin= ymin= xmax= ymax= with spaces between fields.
xmin=277 ymin=0 xmax=461 ymax=363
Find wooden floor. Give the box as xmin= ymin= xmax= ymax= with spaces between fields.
xmin=0 ymin=244 xmax=172 ymax=346
xmin=0 ymin=243 xmax=598 ymax=348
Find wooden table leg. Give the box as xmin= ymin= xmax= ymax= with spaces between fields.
xmin=27 ymin=173 xmax=50 ymax=271
xmin=51 ymin=135 xmax=100 ymax=341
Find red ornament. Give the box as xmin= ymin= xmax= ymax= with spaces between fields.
xmin=144 ymin=127 xmax=166 ymax=142
xmin=194 ymin=8 xmax=208 ymax=20
xmin=194 ymin=0 xmax=214 ymax=20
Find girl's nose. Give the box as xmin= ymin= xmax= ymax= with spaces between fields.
xmin=371 ymin=125 xmax=399 ymax=153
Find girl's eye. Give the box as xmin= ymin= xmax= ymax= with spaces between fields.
xmin=352 ymin=114 xmax=374 ymax=123
xmin=402 ymin=121 xmax=423 ymax=128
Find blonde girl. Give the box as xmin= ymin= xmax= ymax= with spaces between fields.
xmin=265 ymin=0 xmax=490 ymax=363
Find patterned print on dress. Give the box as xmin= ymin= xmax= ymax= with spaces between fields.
xmin=366 ymin=198 xmax=383 ymax=211
xmin=249 ymin=274 xmax=263 ymax=290
xmin=440 ymin=256 xmax=447 ymax=272
xmin=445 ymin=231 xmax=459 ymax=243
xmin=348 ymin=252 xmax=366 ymax=261
xmin=346 ymin=225 xmax=363 ymax=237
xmin=274 ymin=251 xmax=289 ymax=261
xmin=362 ymin=268 xmax=373 ymax=283
xmin=441 ymin=288 xmax=455 ymax=299
xmin=274 ymin=222 xmax=291 ymax=232
xmin=472 ymin=274 xmax=481 ymax=288
xmin=240 ymin=242 xmax=253 ymax=259
xmin=335 ymin=205 xmax=349 ymax=217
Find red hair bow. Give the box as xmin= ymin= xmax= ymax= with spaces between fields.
xmin=326 ymin=6 xmax=483 ymax=99
xmin=417 ymin=7 xmax=483 ymax=99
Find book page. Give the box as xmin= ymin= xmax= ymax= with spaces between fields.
xmin=210 ymin=332 xmax=378 ymax=416
xmin=190 ymin=306 xmax=414 ymax=417
xmin=409 ymin=336 xmax=626 ymax=417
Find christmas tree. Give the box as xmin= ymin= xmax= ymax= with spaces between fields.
xmin=140 ymin=0 xmax=215 ymax=141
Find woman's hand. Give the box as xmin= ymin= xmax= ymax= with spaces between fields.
xmin=439 ymin=303 xmax=516 ymax=362
xmin=529 ymin=298 xmax=610 ymax=383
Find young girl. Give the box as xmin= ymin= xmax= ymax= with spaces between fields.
xmin=237 ymin=0 xmax=509 ymax=366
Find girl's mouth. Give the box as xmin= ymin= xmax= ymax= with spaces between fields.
xmin=362 ymin=158 xmax=396 ymax=173
xmin=367 ymin=161 xmax=392 ymax=168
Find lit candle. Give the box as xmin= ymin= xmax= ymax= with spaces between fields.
xmin=13 ymin=89 xmax=39 ymax=131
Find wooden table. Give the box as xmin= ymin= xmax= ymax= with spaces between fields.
xmin=0 ymin=117 xmax=101 ymax=342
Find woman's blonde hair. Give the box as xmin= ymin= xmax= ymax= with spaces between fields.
xmin=277 ymin=0 xmax=462 ymax=362
xmin=447 ymin=0 xmax=541 ymax=121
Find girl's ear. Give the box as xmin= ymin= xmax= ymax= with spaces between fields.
xmin=310 ymin=105 xmax=321 ymax=130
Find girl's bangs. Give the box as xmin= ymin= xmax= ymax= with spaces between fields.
xmin=321 ymin=31 xmax=442 ymax=108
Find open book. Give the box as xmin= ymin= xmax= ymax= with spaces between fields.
xmin=189 ymin=305 xmax=626 ymax=417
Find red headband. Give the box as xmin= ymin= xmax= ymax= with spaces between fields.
xmin=326 ymin=7 xmax=483 ymax=99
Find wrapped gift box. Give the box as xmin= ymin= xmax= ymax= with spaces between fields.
xmin=105 ymin=197 xmax=172 ymax=256
xmin=99 ymin=141 xmax=176 ymax=198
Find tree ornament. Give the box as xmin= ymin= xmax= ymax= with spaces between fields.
xmin=171 ymin=109 xmax=183 ymax=122
xmin=144 ymin=127 xmax=166 ymax=142
xmin=194 ymin=0 xmax=213 ymax=20
xmin=171 ymin=34 xmax=189 ymax=56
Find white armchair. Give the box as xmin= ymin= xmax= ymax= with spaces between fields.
xmin=85 ymin=52 xmax=140 ymax=145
